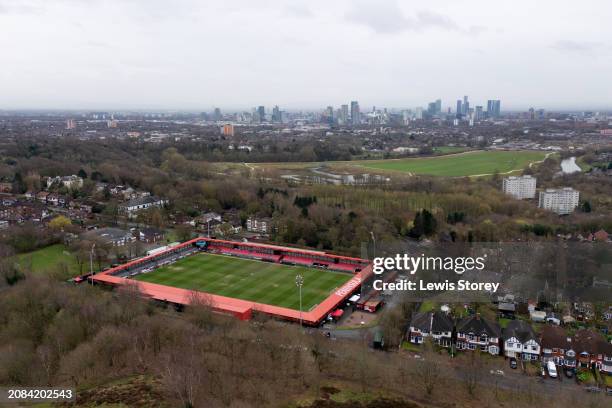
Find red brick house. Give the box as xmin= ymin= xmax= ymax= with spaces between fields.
xmin=572 ymin=329 xmax=612 ymax=374
xmin=540 ymin=325 xmax=576 ymax=369
xmin=456 ymin=314 xmax=501 ymax=355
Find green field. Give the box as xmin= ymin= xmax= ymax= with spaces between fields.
xmin=432 ymin=146 xmax=468 ymax=155
xmin=15 ymin=244 xmax=80 ymax=275
xmin=133 ymin=253 xmax=352 ymax=310
xmin=356 ymin=150 xmax=548 ymax=176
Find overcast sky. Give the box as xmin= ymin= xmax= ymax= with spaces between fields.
xmin=0 ymin=0 xmax=611 ymax=111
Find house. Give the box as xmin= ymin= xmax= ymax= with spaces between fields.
xmin=70 ymin=200 xmax=94 ymax=213
xmin=498 ymin=302 xmax=516 ymax=319
xmin=430 ymin=312 xmax=454 ymax=347
xmin=572 ymin=329 xmax=612 ymax=374
xmin=527 ymin=300 xmax=537 ymax=312
xmin=198 ymin=212 xmax=222 ymax=225
xmin=214 ymin=221 xmax=242 ymax=237
xmin=132 ymin=227 xmax=164 ymax=243
xmin=46 ymin=175 xmax=83 ymax=189
xmin=456 ymin=314 xmax=501 ymax=355
xmin=197 ymin=213 xmax=223 ymax=234
xmin=503 ymin=320 xmax=540 ymax=361
xmin=540 ymin=325 xmax=576 ymax=369
xmin=246 ymin=217 xmax=272 ymax=234
xmin=36 ymin=191 xmax=49 ymax=202
xmin=408 ymin=312 xmax=432 ymax=344
xmin=24 ymin=191 xmax=36 ymax=200
xmin=46 ymin=193 xmax=60 ymax=206
xmin=84 ymin=227 xmax=135 ymax=247
xmin=573 ymin=302 xmax=595 ymax=321
xmin=118 ymin=196 xmax=167 ymax=217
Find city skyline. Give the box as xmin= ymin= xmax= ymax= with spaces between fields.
xmin=0 ymin=0 xmax=611 ymax=110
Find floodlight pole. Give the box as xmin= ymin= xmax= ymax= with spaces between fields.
xmin=89 ymin=242 xmax=96 ymax=286
xmin=295 ymin=274 xmax=304 ymax=328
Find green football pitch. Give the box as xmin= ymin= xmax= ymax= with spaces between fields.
xmin=133 ymin=253 xmax=352 ymax=310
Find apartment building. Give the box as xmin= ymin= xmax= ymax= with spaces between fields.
xmin=502 ymin=175 xmax=536 ymax=199
xmin=538 ymin=187 xmax=579 ymax=215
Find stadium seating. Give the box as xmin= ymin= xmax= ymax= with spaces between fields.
xmin=329 ymin=263 xmax=359 ymax=272
xmin=281 ymin=255 xmax=314 ymax=266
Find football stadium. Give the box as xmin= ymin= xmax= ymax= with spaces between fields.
xmin=89 ymin=238 xmax=373 ymax=325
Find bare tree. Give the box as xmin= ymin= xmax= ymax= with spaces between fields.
xmin=413 ymin=339 xmax=442 ymax=396
xmin=458 ymin=349 xmax=484 ymax=397
xmin=186 ymin=290 xmax=216 ymax=330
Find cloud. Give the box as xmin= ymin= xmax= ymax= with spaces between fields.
xmin=284 ymin=3 xmax=314 ymax=19
xmin=345 ymin=1 xmax=485 ymax=36
xmin=415 ymin=10 xmax=460 ymax=31
xmin=551 ymin=40 xmax=601 ymax=53
xmin=0 ymin=0 xmax=42 ymax=14
xmin=345 ymin=0 xmax=412 ymax=34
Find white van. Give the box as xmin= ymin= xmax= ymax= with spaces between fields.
xmin=546 ymin=361 xmax=557 ymax=378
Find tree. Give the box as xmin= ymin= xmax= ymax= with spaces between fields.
xmin=413 ymin=339 xmax=442 ymax=396
xmin=12 ymin=172 xmax=26 ymax=194
xmin=458 ymin=350 xmax=484 ymax=397
xmin=409 ymin=209 xmax=437 ymax=238
xmin=77 ymin=168 xmax=88 ymax=179
xmin=49 ymin=215 xmax=72 ymax=231
xmin=582 ymin=200 xmax=592 ymax=213
xmin=175 ymin=224 xmax=194 ymax=242
xmin=186 ymin=291 xmax=215 ymax=331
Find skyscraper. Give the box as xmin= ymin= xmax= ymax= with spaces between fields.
xmin=456 ymin=99 xmax=462 ymax=118
xmin=340 ymin=104 xmax=349 ymax=124
xmin=257 ymin=106 xmax=265 ymax=122
xmin=414 ymin=107 xmax=423 ymax=120
xmin=427 ymin=102 xmax=437 ymax=115
xmin=475 ymin=106 xmax=484 ymax=121
xmin=350 ymin=101 xmax=360 ymax=125
xmin=324 ymin=106 xmax=334 ymax=124
xmin=462 ymin=95 xmax=469 ymax=116
xmin=213 ymin=107 xmax=222 ymax=121
xmin=271 ymin=105 xmax=281 ymax=122
xmin=487 ymin=100 xmax=501 ymax=118
xmin=435 ymin=99 xmax=442 ymax=114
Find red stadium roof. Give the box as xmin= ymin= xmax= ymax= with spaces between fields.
xmin=89 ymin=237 xmax=372 ymax=325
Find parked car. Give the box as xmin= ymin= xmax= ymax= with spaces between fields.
xmin=585 ymin=386 xmax=601 ymax=393
xmin=509 ymin=358 xmax=518 ymax=369
xmin=546 ymin=361 xmax=558 ymax=378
